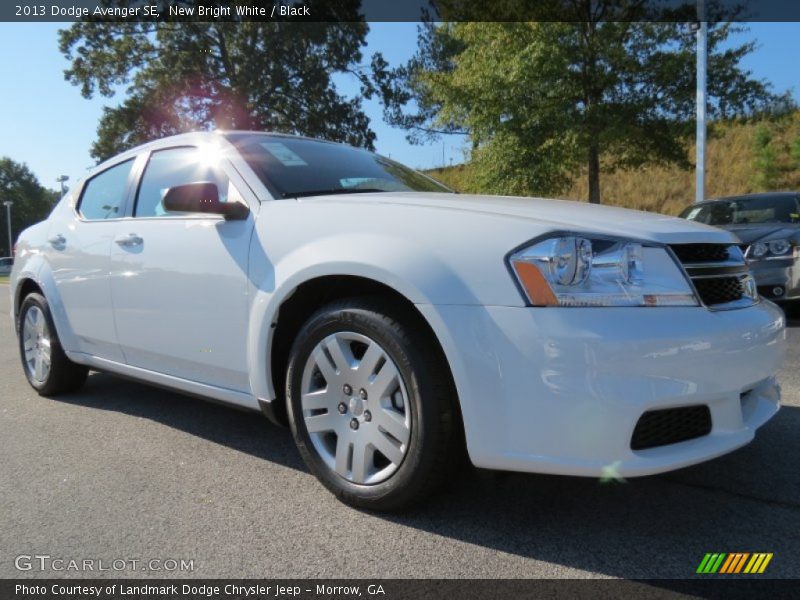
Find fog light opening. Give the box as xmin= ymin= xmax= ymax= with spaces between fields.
xmin=772 ymin=286 xmax=785 ymax=297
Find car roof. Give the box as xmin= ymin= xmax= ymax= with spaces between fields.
xmin=86 ymin=130 xmax=336 ymax=180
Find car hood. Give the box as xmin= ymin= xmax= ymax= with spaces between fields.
xmin=714 ymin=223 xmax=800 ymax=245
xmin=300 ymin=192 xmax=737 ymax=245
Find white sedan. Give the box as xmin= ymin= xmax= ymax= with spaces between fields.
xmin=9 ymin=131 xmax=785 ymax=510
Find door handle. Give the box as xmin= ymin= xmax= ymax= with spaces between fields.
xmin=114 ymin=233 xmax=143 ymax=247
xmin=47 ymin=234 xmax=66 ymax=246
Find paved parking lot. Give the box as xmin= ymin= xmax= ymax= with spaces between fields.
xmin=1 ymin=286 xmax=798 ymax=579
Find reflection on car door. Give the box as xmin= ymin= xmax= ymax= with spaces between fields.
xmin=109 ymin=146 xmax=255 ymax=392
xmin=46 ymin=158 xmax=138 ymax=362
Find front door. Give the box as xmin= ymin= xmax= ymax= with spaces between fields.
xmin=109 ymin=146 xmax=255 ymax=392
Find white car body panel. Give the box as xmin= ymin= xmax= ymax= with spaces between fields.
xmin=108 ymin=213 xmax=254 ymax=392
xmin=45 ymin=212 xmax=125 ymax=362
xmin=8 ymin=131 xmax=785 ymax=478
xmin=418 ymin=303 xmax=783 ymax=476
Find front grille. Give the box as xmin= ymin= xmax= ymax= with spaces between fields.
xmin=671 ymin=243 xmax=731 ymax=263
xmin=669 ymin=243 xmax=752 ymax=308
xmin=631 ymin=405 xmax=712 ymax=450
xmin=692 ymin=276 xmax=744 ymax=305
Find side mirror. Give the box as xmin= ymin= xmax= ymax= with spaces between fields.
xmin=162 ymin=182 xmax=249 ymax=220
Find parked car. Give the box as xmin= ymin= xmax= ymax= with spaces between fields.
xmin=9 ymin=132 xmax=785 ymax=510
xmin=680 ymin=192 xmax=800 ymax=305
xmin=0 ymin=256 xmax=12 ymax=276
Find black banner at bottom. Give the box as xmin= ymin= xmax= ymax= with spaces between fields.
xmin=2 ymin=579 xmax=797 ymax=600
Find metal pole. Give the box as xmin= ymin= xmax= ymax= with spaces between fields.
xmin=56 ymin=175 xmax=69 ymax=200
xmin=3 ymin=202 xmax=12 ymax=256
xmin=695 ymin=4 xmax=707 ymax=203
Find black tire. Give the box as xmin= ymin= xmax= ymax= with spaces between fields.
xmin=286 ymin=297 xmax=462 ymax=511
xmin=782 ymin=300 xmax=800 ymax=320
xmin=18 ymin=293 xmax=88 ymax=395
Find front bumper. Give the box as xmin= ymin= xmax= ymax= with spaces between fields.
xmin=748 ymin=257 xmax=800 ymax=302
xmin=418 ymin=301 xmax=785 ymax=478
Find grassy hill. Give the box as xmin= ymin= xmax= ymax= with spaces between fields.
xmin=425 ymin=112 xmax=800 ymax=216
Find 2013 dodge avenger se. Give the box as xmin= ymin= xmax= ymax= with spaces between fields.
xmin=8 ymin=132 xmax=785 ymax=510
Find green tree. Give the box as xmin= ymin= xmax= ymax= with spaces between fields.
xmin=791 ymin=135 xmax=800 ymax=166
xmin=379 ymin=16 xmax=778 ymax=203
xmin=60 ymin=3 xmax=377 ymax=161
xmin=751 ymin=124 xmax=779 ymax=189
xmin=0 ymin=158 xmax=57 ymax=256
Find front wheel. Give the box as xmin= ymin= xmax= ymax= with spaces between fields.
xmin=286 ymin=298 xmax=461 ymax=511
xmin=18 ymin=293 xmax=88 ymax=395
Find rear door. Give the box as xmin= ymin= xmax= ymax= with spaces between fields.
xmin=108 ymin=146 xmax=256 ymax=392
xmin=45 ymin=157 xmax=139 ymax=362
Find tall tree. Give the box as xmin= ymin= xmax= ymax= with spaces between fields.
xmin=379 ymin=17 xmax=779 ymax=203
xmin=60 ymin=3 xmax=377 ymax=161
xmin=0 ymin=158 xmax=57 ymax=256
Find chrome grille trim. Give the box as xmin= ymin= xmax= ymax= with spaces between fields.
xmin=668 ymin=243 xmax=758 ymax=310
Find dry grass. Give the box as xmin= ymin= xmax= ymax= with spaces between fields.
xmin=426 ymin=112 xmax=800 ymax=215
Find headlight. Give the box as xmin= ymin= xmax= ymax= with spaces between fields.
xmin=508 ymin=234 xmax=698 ymax=307
xmin=751 ymin=242 xmax=768 ymax=258
xmin=747 ymin=238 xmax=796 ymax=260
xmin=769 ymin=239 xmax=790 ymax=255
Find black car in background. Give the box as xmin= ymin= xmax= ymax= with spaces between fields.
xmin=680 ymin=192 xmax=800 ymax=305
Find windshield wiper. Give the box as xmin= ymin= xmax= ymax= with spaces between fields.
xmin=287 ymin=188 xmax=386 ymax=198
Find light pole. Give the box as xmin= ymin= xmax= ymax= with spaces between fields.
xmin=694 ymin=1 xmax=707 ymax=203
xmin=2 ymin=201 xmax=12 ymax=256
xmin=56 ymin=175 xmax=69 ymax=199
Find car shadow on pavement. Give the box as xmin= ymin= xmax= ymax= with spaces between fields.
xmin=52 ymin=371 xmax=799 ymax=579
xmin=55 ymin=371 xmax=307 ymax=472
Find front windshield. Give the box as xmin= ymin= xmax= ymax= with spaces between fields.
xmin=225 ymin=133 xmax=452 ymax=198
xmin=681 ymin=195 xmax=800 ymax=226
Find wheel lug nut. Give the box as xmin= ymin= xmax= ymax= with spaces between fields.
xmin=359 ymin=388 xmax=368 ymax=400
xmin=337 ymin=402 xmax=347 ymax=414
xmin=343 ymin=384 xmax=352 ymax=395
xmin=364 ymin=410 xmax=372 ymax=422
xmin=350 ymin=419 xmax=359 ymax=430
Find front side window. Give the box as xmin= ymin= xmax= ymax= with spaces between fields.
xmin=77 ymin=159 xmax=134 ymax=220
xmin=225 ymin=133 xmax=451 ymax=198
xmin=135 ymin=147 xmax=230 ymax=217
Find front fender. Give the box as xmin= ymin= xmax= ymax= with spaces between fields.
xmin=246 ymin=232 xmax=481 ymax=403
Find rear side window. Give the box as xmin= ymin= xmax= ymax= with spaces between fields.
xmin=135 ymin=147 xmax=229 ymax=218
xmin=77 ymin=159 xmax=134 ymax=220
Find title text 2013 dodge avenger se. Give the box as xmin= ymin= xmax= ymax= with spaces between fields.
xmin=9 ymin=132 xmax=785 ymax=510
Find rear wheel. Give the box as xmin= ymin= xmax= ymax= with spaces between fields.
xmin=18 ymin=293 xmax=88 ymax=395
xmin=286 ymin=297 xmax=460 ymax=511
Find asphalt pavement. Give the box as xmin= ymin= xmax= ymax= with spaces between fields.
xmin=1 ymin=285 xmax=798 ymax=579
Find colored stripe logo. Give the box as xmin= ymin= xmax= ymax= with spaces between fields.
xmin=696 ymin=552 xmax=773 ymax=574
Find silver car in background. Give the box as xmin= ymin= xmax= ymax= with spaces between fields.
xmin=681 ymin=192 xmax=800 ymax=306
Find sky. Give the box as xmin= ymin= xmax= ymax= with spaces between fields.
xmin=0 ymin=21 xmax=798 ymax=191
